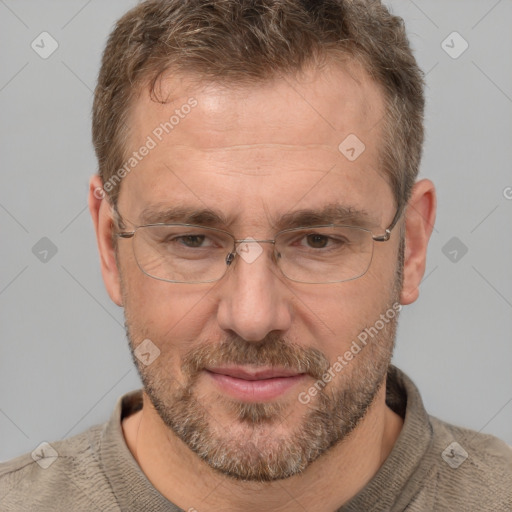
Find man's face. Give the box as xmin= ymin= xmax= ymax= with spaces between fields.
xmin=114 ymin=61 xmax=403 ymax=481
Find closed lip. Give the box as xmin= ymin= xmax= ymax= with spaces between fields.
xmin=205 ymin=366 xmax=304 ymax=380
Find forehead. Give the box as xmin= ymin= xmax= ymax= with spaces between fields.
xmin=118 ymin=60 xmax=390 ymax=228
xmin=130 ymin=60 xmax=384 ymax=146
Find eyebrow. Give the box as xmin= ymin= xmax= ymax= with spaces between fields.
xmin=138 ymin=203 xmax=379 ymax=231
xmin=139 ymin=205 xmax=230 ymax=227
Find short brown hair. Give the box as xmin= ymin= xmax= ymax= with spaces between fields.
xmin=92 ymin=0 xmax=425 ymax=214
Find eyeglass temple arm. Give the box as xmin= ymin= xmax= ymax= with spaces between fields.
xmin=372 ymin=202 xmax=404 ymax=242
xmin=110 ymin=203 xmax=134 ymax=237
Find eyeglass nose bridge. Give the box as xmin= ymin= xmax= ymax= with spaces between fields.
xmin=225 ymin=238 xmax=278 ymax=266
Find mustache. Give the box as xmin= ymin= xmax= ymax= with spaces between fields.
xmin=181 ymin=331 xmax=331 ymax=381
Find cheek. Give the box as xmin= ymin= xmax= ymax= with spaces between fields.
xmin=121 ymin=261 xmax=217 ymax=350
xmin=122 ymin=281 xmax=213 ymax=386
xmin=298 ymin=257 xmax=397 ymax=361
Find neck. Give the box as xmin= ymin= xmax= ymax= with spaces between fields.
xmin=122 ymin=382 xmax=403 ymax=512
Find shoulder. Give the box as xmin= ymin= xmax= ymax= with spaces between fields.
xmin=428 ymin=415 xmax=512 ymax=510
xmin=0 ymin=424 xmax=120 ymax=512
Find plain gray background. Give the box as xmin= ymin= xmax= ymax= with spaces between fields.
xmin=1 ymin=0 xmax=511 ymax=462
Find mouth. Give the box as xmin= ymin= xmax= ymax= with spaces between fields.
xmin=204 ymin=366 xmax=307 ymax=402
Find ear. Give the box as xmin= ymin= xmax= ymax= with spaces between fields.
xmin=400 ymin=179 xmax=437 ymax=305
xmin=88 ymin=175 xmax=123 ymax=306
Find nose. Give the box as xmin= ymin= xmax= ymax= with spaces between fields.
xmin=215 ymin=242 xmax=292 ymax=342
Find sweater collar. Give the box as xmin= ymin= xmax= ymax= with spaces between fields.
xmin=339 ymin=365 xmax=435 ymax=511
xmin=99 ymin=390 xmax=180 ymax=511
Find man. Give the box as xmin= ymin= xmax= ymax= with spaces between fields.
xmin=1 ymin=0 xmax=510 ymax=510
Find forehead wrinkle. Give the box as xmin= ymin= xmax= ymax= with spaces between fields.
xmin=165 ymin=143 xmax=339 ymax=153
xmin=194 ymin=168 xmax=329 ymax=177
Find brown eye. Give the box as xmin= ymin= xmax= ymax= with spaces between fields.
xmin=178 ymin=235 xmax=206 ymax=247
xmin=305 ymin=234 xmax=329 ymax=248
